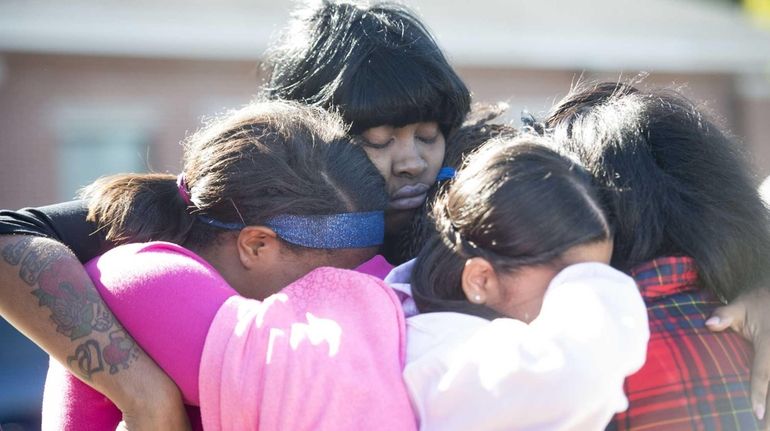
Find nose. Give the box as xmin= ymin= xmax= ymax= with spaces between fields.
xmin=392 ymin=137 xmax=428 ymax=179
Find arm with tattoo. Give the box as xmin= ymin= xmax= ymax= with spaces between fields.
xmin=3 ymin=236 xmax=136 ymax=378
xmin=0 ymin=235 xmax=189 ymax=430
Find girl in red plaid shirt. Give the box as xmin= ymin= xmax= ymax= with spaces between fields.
xmin=547 ymin=82 xmax=770 ymax=430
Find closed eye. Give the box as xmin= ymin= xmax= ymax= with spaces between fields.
xmin=361 ymin=137 xmax=393 ymax=149
xmin=417 ymin=134 xmax=439 ymax=144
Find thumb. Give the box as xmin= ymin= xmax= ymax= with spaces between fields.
xmin=706 ymin=303 xmax=744 ymax=333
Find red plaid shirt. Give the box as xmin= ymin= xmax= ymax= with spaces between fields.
xmin=608 ymin=257 xmax=760 ymax=430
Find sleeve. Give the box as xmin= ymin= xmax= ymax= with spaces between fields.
xmin=0 ymin=200 xmax=111 ymax=263
xmin=403 ymin=262 xmax=649 ymax=431
xmin=42 ymin=358 xmax=122 ymax=431
xmin=86 ymin=244 xmax=237 ymax=405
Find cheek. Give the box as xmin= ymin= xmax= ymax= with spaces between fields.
xmin=422 ymin=138 xmax=446 ymax=176
xmin=361 ymin=147 xmax=392 ymax=181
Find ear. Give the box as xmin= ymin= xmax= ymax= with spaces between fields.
xmin=461 ymin=257 xmax=500 ymax=305
xmin=236 ymin=226 xmax=280 ymax=270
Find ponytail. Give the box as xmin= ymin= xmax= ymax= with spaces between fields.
xmin=81 ymin=173 xmax=195 ymax=245
xmin=412 ymin=223 xmax=502 ymax=320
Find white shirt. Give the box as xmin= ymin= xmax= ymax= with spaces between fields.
xmin=386 ymin=261 xmax=649 ymax=431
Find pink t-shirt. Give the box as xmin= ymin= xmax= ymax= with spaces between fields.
xmin=198 ymin=266 xmax=415 ymax=430
xmin=41 ymin=243 xmax=395 ymax=430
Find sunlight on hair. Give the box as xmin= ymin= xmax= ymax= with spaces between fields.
xmin=760 ymin=175 xmax=770 ymax=207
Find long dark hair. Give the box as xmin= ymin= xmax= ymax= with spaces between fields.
xmin=402 ymin=109 xmax=519 ymax=260
xmin=264 ymin=0 xmax=471 ymax=136
xmin=82 ymin=100 xmax=388 ymax=252
xmin=547 ymin=82 xmax=770 ymax=300
xmin=411 ymin=136 xmax=611 ymax=318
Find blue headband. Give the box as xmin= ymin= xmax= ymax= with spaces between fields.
xmin=436 ymin=166 xmax=456 ymax=181
xmin=197 ymin=211 xmax=384 ymax=249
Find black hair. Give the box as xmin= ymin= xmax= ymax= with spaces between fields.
xmin=264 ymin=0 xmax=471 ymax=136
xmin=547 ymin=82 xmax=770 ymax=300
xmin=82 ymin=100 xmax=388 ymax=254
xmin=399 ymin=109 xmax=518 ymax=261
xmin=411 ymin=136 xmax=611 ymax=318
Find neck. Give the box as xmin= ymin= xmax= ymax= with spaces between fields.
xmin=193 ymin=241 xmax=254 ymax=297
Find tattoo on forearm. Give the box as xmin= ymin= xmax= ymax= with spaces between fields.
xmin=2 ymin=238 xmax=139 ymax=381
xmin=1 ymin=236 xmax=32 ymax=265
xmin=19 ymin=246 xmax=58 ymax=285
xmin=103 ymin=330 xmax=140 ymax=374
xmin=68 ymin=339 xmax=104 ymax=380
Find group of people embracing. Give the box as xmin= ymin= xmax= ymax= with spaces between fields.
xmin=2 ymin=1 xmax=770 ymax=430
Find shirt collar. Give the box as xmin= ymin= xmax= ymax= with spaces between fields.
xmin=384 ymin=259 xmax=420 ymax=317
xmin=629 ymin=256 xmax=699 ymax=300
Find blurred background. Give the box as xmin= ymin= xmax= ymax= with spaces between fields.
xmin=1 ymin=0 xmax=769 ymax=428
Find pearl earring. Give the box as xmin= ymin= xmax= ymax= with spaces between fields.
xmin=473 ymin=294 xmax=483 ymax=303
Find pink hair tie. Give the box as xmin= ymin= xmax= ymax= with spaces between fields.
xmin=176 ymin=173 xmax=192 ymax=206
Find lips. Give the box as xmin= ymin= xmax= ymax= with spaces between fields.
xmin=388 ymin=183 xmax=430 ymax=211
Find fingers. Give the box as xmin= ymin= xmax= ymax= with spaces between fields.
xmin=710 ymin=289 xmax=770 ymax=426
xmin=752 ymin=340 xmax=770 ymax=424
xmin=705 ymin=304 xmax=741 ymax=333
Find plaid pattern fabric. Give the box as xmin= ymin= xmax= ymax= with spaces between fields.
xmin=608 ymin=257 xmax=760 ymax=430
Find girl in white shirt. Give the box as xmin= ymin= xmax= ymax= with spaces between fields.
xmin=392 ymin=135 xmax=650 ymax=431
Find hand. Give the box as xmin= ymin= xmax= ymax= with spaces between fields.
xmin=707 ymin=288 xmax=770 ymax=427
xmin=117 ymin=406 xmax=190 ymax=431
xmin=115 ymin=374 xmax=190 ymax=431
xmin=110 ymin=350 xmax=191 ymax=431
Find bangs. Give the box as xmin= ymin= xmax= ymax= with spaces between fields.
xmin=334 ymin=46 xmax=470 ymax=135
xmin=266 ymin=1 xmax=471 ymax=136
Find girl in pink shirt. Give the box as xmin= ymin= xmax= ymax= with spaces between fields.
xmin=41 ymin=100 xmax=416 ymax=431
